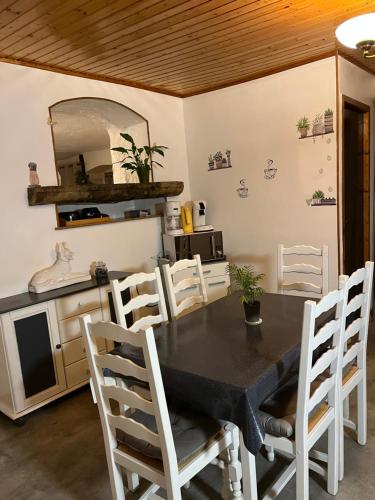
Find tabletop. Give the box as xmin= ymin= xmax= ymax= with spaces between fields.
xmin=115 ymin=291 xmax=309 ymax=454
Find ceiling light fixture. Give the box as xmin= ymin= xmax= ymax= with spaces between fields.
xmin=335 ymin=13 xmax=375 ymax=59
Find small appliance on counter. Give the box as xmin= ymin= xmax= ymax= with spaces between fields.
xmin=163 ymin=201 xmax=184 ymax=236
xmin=163 ymin=230 xmax=225 ymax=263
xmin=181 ymin=205 xmax=193 ymax=233
xmin=192 ymin=200 xmax=213 ymax=232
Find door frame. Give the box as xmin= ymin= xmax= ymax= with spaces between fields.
xmin=341 ymin=95 xmax=371 ymax=273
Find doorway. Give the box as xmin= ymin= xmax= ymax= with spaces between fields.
xmin=342 ymin=96 xmax=370 ymax=275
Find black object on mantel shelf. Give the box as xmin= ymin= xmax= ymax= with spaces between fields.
xmin=0 ymin=271 xmax=130 ymax=315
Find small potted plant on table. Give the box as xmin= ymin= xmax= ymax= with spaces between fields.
xmin=227 ymin=263 xmax=265 ymax=325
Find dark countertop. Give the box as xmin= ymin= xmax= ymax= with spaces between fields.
xmin=0 ymin=271 xmax=130 ymax=315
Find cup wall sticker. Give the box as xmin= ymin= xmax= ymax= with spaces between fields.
xmin=237 ymin=179 xmax=248 ymax=198
xmin=264 ymin=159 xmax=277 ymax=180
xmin=208 ymin=149 xmax=232 ymax=171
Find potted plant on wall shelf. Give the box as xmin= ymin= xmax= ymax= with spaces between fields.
xmin=324 ymin=108 xmax=334 ymax=133
xmin=227 ymin=263 xmax=265 ymax=325
xmin=312 ymin=113 xmax=325 ymax=136
xmin=112 ymin=133 xmax=168 ymax=183
xmin=297 ymin=116 xmax=310 ymax=138
xmin=311 ymin=189 xmax=325 ymax=205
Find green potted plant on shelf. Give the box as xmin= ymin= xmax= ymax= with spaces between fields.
xmin=227 ymin=263 xmax=265 ymax=325
xmin=312 ymin=189 xmax=325 ymax=205
xmin=324 ymin=108 xmax=334 ymax=133
xmin=111 ymin=133 xmax=168 ymax=183
xmin=296 ymin=116 xmax=310 ymax=138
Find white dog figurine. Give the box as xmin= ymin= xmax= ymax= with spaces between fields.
xmin=29 ymin=242 xmax=91 ymax=293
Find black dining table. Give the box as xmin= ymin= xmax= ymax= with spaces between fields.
xmin=114 ymin=291 xmax=309 ymax=455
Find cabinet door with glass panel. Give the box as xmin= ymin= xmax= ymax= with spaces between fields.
xmin=2 ymin=301 xmax=66 ymax=413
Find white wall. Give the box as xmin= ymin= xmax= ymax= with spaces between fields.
xmin=338 ymin=57 xmax=375 ymax=270
xmin=0 ymin=62 xmax=190 ymax=297
xmin=184 ymin=58 xmax=338 ymax=291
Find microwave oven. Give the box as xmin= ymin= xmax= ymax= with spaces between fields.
xmin=162 ymin=231 xmax=225 ymax=263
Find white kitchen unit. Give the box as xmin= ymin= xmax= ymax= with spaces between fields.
xmin=0 ymin=272 xmax=130 ymax=423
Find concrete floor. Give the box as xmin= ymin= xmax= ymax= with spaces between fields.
xmin=1 ymin=322 xmax=375 ymax=500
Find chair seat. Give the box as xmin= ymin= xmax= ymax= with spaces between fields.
xmin=117 ymin=406 xmax=223 ymax=466
xmin=259 ymin=374 xmax=329 ymax=438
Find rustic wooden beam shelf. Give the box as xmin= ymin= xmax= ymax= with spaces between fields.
xmin=27 ymin=182 xmax=184 ymax=206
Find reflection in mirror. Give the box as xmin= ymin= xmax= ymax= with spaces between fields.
xmin=49 ymin=98 xmax=150 ymax=186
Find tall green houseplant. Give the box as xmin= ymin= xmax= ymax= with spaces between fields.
xmin=112 ymin=133 xmax=168 ymax=183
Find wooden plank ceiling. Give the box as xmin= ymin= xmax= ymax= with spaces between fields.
xmin=0 ymin=0 xmax=374 ymax=97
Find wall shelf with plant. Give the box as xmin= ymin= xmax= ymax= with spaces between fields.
xmin=297 ymin=108 xmax=334 ymax=139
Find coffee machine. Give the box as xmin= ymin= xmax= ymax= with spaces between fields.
xmin=163 ymin=201 xmax=184 ymax=236
xmin=192 ymin=200 xmax=213 ymax=232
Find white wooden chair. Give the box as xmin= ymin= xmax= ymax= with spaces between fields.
xmin=162 ymin=255 xmax=208 ymax=319
xmin=80 ymin=315 xmax=243 ymax=500
xmin=111 ymin=269 xmax=168 ymax=332
xmin=337 ymin=261 xmax=374 ymax=480
xmin=277 ymin=244 xmax=329 ymax=297
xmin=257 ymin=287 xmax=347 ymax=499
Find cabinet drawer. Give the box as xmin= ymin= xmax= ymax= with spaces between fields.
xmin=206 ymin=275 xmax=230 ymax=304
xmin=173 ymin=261 xmax=228 ymax=283
xmin=199 ymin=261 xmax=228 ymax=278
xmin=59 ymin=308 xmax=102 ymax=343
xmin=65 ymin=358 xmax=90 ymax=388
xmin=55 ymin=288 xmax=101 ymax=320
xmin=62 ymin=336 xmax=106 ymax=366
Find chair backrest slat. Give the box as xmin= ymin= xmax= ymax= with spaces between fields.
xmin=95 ymin=353 xmax=149 ymax=381
xmin=163 ymin=254 xmax=208 ymax=318
xmin=111 ymin=267 xmax=168 ymax=331
xmin=308 ymin=375 xmax=335 ymax=412
xmin=130 ymin=314 xmax=166 ymax=333
xmin=343 ymin=342 xmax=362 ymax=368
xmin=278 ymin=243 xmax=329 ymax=297
xmin=346 ymin=293 xmax=364 ymax=317
xmin=89 ymin=320 xmax=144 ymax=346
xmin=312 ymin=319 xmax=339 ymax=350
xmin=310 ymin=347 xmax=338 ymax=382
xmin=282 ymin=245 xmax=323 ymax=256
xmin=344 ymin=317 xmax=363 ymax=343
xmin=107 ymin=414 xmax=161 ymax=448
xmin=283 ymin=264 xmax=322 ymax=275
xmin=282 ymin=282 xmax=322 ymax=295
xmin=102 ymin=384 xmax=154 ymax=415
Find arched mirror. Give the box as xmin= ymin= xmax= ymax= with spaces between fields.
xmin=49 ymin=98 xmax=150 ymax=186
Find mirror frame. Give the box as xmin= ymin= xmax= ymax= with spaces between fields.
xmin=49 ymin=97 xmax=152 ymax=186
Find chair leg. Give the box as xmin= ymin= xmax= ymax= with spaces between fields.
xmin=296 ymin=449 xmax=309 ymax=500
xmin=343 ymin=395 xmax=350 ymax=420
xmin=227 ymin=425 xmax=243 ymax=498
xmin=357 ymin=378 xmax=367 ymax=445
xmin=265 ymin=445 xmax=275 ymax=462
xmin=339 ymin=398 xmax=345 ymax=482
xmin=126 ymin=471 xmax=139 ymax=492
xmin=327 ymin=417 xmax=339 ymax=494
xmin=108 ymin=461 xmax=126 ymax=500
xmin=240 ymin=432 xmax=258 ymax=500
xmin=164 ymin=483 xmax=182 ymax=500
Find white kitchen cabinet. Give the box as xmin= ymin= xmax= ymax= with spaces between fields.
xmin=0 ymin=272 xmax=129 ymax=421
